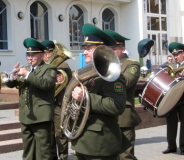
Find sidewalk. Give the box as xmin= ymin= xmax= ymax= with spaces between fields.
xmin=135 ymin=125 xmax=181 ymax=160
xmin=0 ymin=123 xmax=182 ymax=160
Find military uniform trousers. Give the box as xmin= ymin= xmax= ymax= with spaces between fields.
xmin=21 ymin=121 xmax=53 ymax=160
xmin=118 ymin=127 xmax=137 ymax=160
xmin=166 ymin=104 xmax=184 ymax=151
xmin=74 ymin=152 xmax=118 ymax=160
xmin=51 ymin=105 xmax=68 ymax=159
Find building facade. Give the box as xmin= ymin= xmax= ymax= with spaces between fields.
xmin=0 ymin=0 xmax=183 ymax=72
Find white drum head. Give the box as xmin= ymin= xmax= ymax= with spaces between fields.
xmin=157 ymin=80 xmax=184 ymax=116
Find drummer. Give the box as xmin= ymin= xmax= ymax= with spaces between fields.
xmin=162 ymin=42 xmax=184 ymax=155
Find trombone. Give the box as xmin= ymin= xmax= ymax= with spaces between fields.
xmin=0 ymin=61 xmax=31 ymax=83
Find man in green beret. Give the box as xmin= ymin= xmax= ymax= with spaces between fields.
xmin=162 ymin=42 xmax=184 ymax=155
xmin=6 ymin=38 xmax=57 ymax=160
xmin=71 ymin=23 xmax=127 ymax=160
xmin=104 ymin=30 xmax=142 ymax=160
xmin=42 ymin=40 xmax=73 ymax=160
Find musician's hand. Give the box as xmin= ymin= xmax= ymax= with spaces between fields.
xmin=57 ymin=73 xmax=64 ymax=82
xmin=72 ymin=86 xmax=84 ymax=102
xmin=12 ymin=62 xmax=20 ymax=77
xmin=17 ymin=67 xmax=28 ymax=77
xmin=179 ymin=71 xmax=184 ymax=77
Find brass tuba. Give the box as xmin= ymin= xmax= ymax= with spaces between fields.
xmin=60 ymin=45 xmax=121 ymax=139
xmin=46 ymin=41 xmax=74 ymax=97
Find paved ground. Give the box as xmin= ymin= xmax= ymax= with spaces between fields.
xmin=0 ymin=109 xmax=183 ymax=160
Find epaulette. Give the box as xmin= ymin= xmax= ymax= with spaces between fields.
xmin=127 ymin=58 xmax=136 ymax=62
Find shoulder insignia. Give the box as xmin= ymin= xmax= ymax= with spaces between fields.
xmin=129 ymin=67 xmax=137 ymax=75
xmin=127 ymin=58 xmax=136 ymax=62
xmin=114 ymin=82 xmax=123 ymax=92
xmin=51 ymin=69 xmax=56 ymax=78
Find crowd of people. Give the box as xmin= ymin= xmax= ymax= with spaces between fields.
xmin=3 ymin=23 xmax=184 ymax=160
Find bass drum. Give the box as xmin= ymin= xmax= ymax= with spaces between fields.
xmin=140 ymin=68 xmax=184 ymax=117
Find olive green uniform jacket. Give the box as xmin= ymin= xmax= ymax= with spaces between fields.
xmin=118 ymin=58 xmax=142 ymax=127
xmin=6 ymin=61 xmax=57 ymax=124
xmin=71 ymin=75 xmax=127 ymax=156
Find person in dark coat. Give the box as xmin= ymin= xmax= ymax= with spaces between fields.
xmin=71 ymin=23 xmax=127 ymax=160
xmin=104 ymin=30 xmax=142 ymax=160
xmin=42 ymin=40 xmax=73 ymax=160
xmin=160 ymin=55 xmax=174 ymax=68
xmin=162 ymin=42 xmax=184 ymax=155
xmin=6 ymin=38 xmax=57 ymax=160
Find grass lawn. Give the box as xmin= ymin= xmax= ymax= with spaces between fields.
xmin=134 ymin=97 xmax=140 ymax=105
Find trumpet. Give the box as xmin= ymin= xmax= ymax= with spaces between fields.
xmin=0 ymin=61 xmax=31 ymax=83
xmin=167 ymin=64 xmax=184 ymax=78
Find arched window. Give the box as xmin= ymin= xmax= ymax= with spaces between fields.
xmin=30 ymin=1 xmax=48 ymax=41
xmin=0 ymin=0 xmax=7 ymax=49
xmin=102 ymin=8 xmax=115 ymax=30
xmin=69 ymin=5 xmax=84 ymax=51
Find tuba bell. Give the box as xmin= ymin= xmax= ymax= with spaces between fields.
xmin=60 ymin=45 xmax=121 ymax=139
xmin=46 ymin=41 xmax=74 ymax=97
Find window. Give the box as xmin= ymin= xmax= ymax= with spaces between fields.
xmin=69 ymin=5 xmax=84 ymax=51
xmin=102 ymin=8 xmax=115 ymax=30
xmin=147 ymin=0 xmax=167 ymax=14
xmin=147 ymin=0 xmax=168 ymax=60
xmin=147 ymin=0 xmax=159 ymax=14
xmin=0 ymin=0 xmax=7 ymax=49
xmin=147 ymin=16 xmax=160 ymax=30
xmin=162 ymin=34 xmax=167 ymax=49
xmin=30 ymin=1 xmax=49 ymax=41
xmin=161 ymin=17 xmax=167 ymax=31
xmin=161 ymin=0 xmax=166 ymax=14
xmin=147 ymin=0 xmax=167 ymax=31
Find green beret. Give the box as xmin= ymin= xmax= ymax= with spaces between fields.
xmin=82 ymin=23 xmax=116 ymax=46
xmin=169 ymin=42 xmax=184 ymax=55
xmin=138 ymin=39 xmax=154 ymax=58
xmin=104 ymin=30 xmax=130 ymax=45
xmin=41 ymin=40 xmax=55 ymax=52
xmin=23 ymin=38 xmax=47 ymax=54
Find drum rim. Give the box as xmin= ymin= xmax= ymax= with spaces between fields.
xmin=155 ymin=77 xmax=184 ymax=117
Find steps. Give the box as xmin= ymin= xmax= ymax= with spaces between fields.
xmin=0 ymin=120 xmax=22 ymax=154
xmin=0 ymin=138 xmax=22 ymax=154
xmin=0 ymin=87 xmax=22 ymax=154
xmin=0 ymin=88 xmax=19 ymax=102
